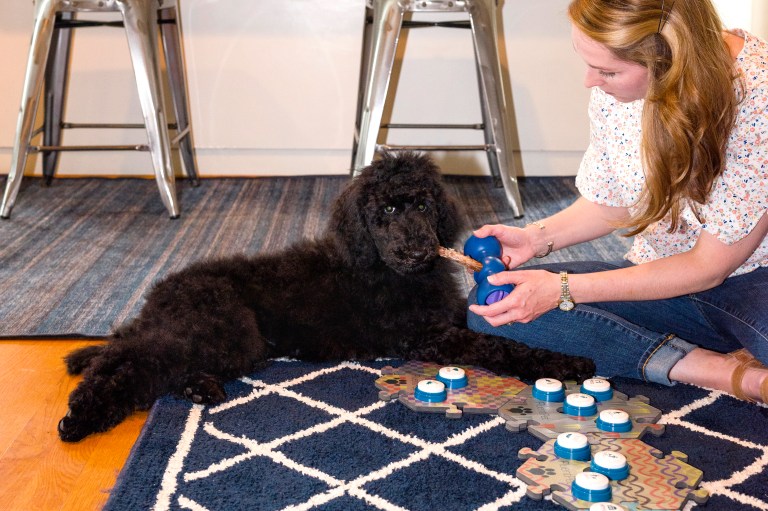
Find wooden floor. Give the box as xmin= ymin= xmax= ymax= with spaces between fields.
xmin=0 ymin=340 xmax=147 ymax=511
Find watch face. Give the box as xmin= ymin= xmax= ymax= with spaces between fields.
xmin=559 ymin=300 xmax=575 ymax=311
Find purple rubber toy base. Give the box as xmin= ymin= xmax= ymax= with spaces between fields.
xmin=486 ymin=290 xmax=509 ymax=304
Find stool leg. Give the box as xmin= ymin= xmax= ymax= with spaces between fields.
xmin=159 ymin=5 xmax=199 ymax=186
xmin=119 ymin=0 xmax=180 ymax=218
xmin=1 ymin=0 xmax=58 ymax=219
xmin=468 ymin=0 xmax=524 ymax=217
xmin=350 ymin=4 xmax=374 ymax=173
xmin=42 ymin=11 xmax=75 ymax=186
xmin=351 ymin=0 xmax=404 ymax=176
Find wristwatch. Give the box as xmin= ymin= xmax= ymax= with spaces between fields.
xmin=558 ymin=271 xmax=575 ymax=311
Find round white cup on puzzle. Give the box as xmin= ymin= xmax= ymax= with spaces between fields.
xmin=554 ymin=431 xmax=591 ymax=460
xmin=572 ymin=471 xmax=612 ymax=502
xmin=532 ymin=378 xmax=565 ymax=402
xmin=596 ymin=409 xmax=632 ymax=433
xmin=436 ymin=366 xmax=468 ymax=389
xmin=581 ymin=377 xmax=614 ymax=401
xmin=414 ymin=379 xmax=447 ymax=402
xmin=563 ymin=392 xmax=598 ymax=416
xmin=591 ymin=450 xmax=630 ymax=480
xmin=589 ymin=503 xmax=628 ymax=511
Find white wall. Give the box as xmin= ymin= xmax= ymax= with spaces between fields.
xmin=0 ymin=1 xmax=762 ymax=179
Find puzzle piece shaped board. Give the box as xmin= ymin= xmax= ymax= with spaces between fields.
xmin=517 ymin=436 xmax=709 ymax=511
xmin=375 ymin=361 xmax=526 ymax=418
xmin=499 ymin=382 xmax=664 ymax=442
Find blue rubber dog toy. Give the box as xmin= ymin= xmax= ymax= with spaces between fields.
xmin=463 ymin=235 xmax=513 ymax=305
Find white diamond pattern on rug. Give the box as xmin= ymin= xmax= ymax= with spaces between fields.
xmin=135 ymin=361 xmax=768 ymax=511
xmin=153 ymin=362 xmax=533 ymax=511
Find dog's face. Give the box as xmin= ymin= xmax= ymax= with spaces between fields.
xmin=331 ymin=152 xmax=462 ymax=274
xmin=363 ymin=186 xmax=441 ymax=274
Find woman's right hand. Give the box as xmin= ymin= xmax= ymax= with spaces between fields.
xmin=471 ymin=224 xmax=539 ymax=269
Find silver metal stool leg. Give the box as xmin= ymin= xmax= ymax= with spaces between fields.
xmin=43 ymin=11 xmax=74 ymax=185
xmin=1 ymin=0 xmax=57 ymax=219
xmin=2 ymin=0 xmax=197 ymax=219
xmin=350 ymin=0 xmax=524 ymax=217
xmin=468 ymin=0 xmax=523 ymax=217
xmin=159 ymin=5 xmax=199 ymax=186
xmin=350 ymin=4 xmax=374 ymax=173
xmin=119 ymin=0 xmax=179 ymax=218
xmin=351 ymin=0 xmax=404 ymax=175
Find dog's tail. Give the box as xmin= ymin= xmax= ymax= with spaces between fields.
xmin=64 ymin=344 xmax=107 ymax=375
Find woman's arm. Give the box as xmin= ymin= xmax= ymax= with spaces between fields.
xmin=473 ymin=197 xmax=630 ymax=268
xmin=470 ymin=211 xmax=767 ymax=326
xmin=528 ymin=197 xmax=630 ymax=255
xmin=571 ymin=210 xmax=768 ymax=302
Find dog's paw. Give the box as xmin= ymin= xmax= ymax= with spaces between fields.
xmin=183 ymin=373 xmax=227 ymax=404
xmin=64 ymin=345 xmax=105 ymax=375
xmin=58 ymin=409 xmax=94 ymax=443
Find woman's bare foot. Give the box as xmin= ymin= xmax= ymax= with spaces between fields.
xmin=669 ymin=347 xmax=768 ymax=404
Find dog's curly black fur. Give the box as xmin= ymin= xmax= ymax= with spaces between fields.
xmin=59 ymin=152 xmax=595 ymax=442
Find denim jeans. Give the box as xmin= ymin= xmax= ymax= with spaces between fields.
xmin=466 ymin=262 xmax=768 ymax=386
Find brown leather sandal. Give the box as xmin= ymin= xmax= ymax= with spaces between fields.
xmin=729 ymin=348 xmax=768 ymax=404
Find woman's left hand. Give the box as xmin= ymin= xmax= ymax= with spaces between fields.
xmin=468 ymin=269 xmax=563 ymax=326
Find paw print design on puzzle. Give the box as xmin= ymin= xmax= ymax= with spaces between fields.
xmin=375 ymin=361 xmax=527 ymax=418
xmin=499 ymin=378 xmax=665 ymax=442
xmin=517 ymin=435 xmax=709 ymax=511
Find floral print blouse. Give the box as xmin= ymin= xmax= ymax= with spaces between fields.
xmin=575 ymin=29 xmax=767 ymax=277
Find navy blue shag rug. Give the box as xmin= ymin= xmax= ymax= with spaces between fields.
xmin=104 ymin=360 xmax=768 ymax=511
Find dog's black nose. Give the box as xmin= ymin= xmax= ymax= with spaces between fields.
xmin=409 ymin=250 xmax=427 ymax=260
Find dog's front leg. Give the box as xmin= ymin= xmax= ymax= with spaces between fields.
xmin=402 ymin=327 xmax=595 ymax=382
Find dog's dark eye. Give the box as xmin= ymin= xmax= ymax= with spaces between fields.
xmin=417 ymin=204 xmax=428 ymax=212
xmin=384 ymin=205 xmax=396 ymax=214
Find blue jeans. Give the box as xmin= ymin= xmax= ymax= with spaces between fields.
xmin=466 ymin=262 xmax=768 ymax=386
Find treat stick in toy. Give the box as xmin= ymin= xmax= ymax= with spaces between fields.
xmin=439 ymin=239 xmax=511 ymax=305
xmin=438 ymin=246 xmax=482 ymax=272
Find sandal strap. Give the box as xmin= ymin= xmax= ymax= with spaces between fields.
xmin=730 ymin=348 xmax=756 ymax=364
xmin=728 ymin=349 xmax=763 ymax=404
xmin=761 ymin=376 xmax=768 ymax=405
xmin=731 ymin=359 xmax=756 ymax=403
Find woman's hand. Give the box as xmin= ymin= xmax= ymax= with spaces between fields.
xmin=468 ymin=269 xmax=562 ymax=326
xmin=471 ymin=224 xmax=539 ymax=269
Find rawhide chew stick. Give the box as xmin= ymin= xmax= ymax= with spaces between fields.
xmin=438 ymin=246 xmax=482 ymax=272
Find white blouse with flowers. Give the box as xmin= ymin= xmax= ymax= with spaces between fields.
xmin=575 ymin=29 xmax=767 ymax=277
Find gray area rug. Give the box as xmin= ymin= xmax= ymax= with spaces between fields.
xmin=0 ymin=176 xmax=631 ymax=337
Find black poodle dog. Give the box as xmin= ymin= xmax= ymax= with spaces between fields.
xmin=59 ymin=152 xmax=595 ymax=442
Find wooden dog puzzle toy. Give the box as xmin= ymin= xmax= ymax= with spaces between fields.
xmin=516 ymin=435 xmax=709 ymax=511
xmin=499 ymin=378 xmax=665 ymax=442
xmin=375 ymin=361 xmax=527 ymax=418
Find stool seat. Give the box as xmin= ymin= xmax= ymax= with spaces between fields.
xmin=352 ymin=0 xmax=524 ymax=217
xmin=1 ymin=0 xmax=198 ymax=219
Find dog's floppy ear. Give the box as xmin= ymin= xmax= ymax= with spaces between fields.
xmin=328 ymin=177 xmax=380 ymax=268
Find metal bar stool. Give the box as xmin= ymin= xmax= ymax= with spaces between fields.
xmin=351 ymin=0 xmax=524 ymax=217
xmin=1 ymin=0 xmax=199 ymax=219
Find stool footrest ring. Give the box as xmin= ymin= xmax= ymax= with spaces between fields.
xmin=377 ymin=143 xmax=490 ymax=152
